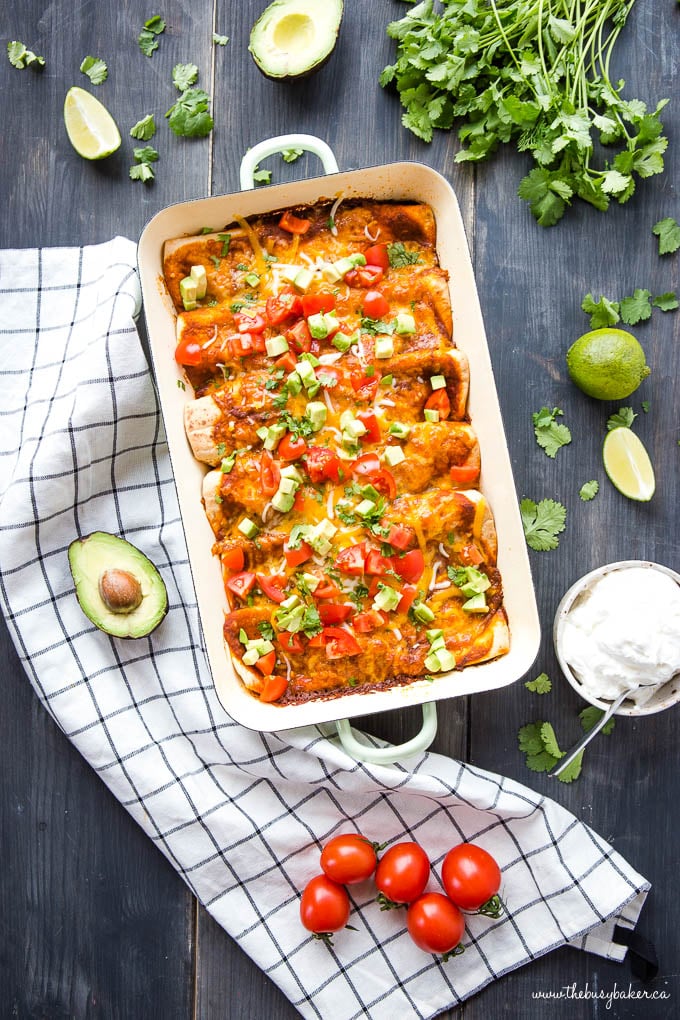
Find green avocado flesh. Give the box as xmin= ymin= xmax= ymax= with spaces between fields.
xmin=68 ymin=532 xmax=168 ymax=639
xmin=249 ymin=0 xmax=344 ymax=80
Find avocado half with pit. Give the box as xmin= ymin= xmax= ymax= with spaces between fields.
xmin=249 ymin=0 xmax=344 ymax=80
xmin=68 ymin=532 xmax=168 ymax=639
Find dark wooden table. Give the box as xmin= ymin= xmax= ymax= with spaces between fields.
xmin=1 ymin=2 xmax=678 ymax=1017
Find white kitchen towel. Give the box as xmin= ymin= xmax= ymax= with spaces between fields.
xmin=0 ymin=238 xmax=650 ymax=1020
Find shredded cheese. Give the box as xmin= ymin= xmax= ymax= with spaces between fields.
xmin=233 ymin=215 xmax=267 ymax=276
xmin=200 ymin=326 xmax=218 ymax=349
xmin=364 ymin=224 xmax=380 ymax=242
xmin=329 ymin=195 xmax=344 ymax=234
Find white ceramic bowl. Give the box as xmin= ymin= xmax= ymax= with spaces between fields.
xmin=553 ymin=559 xmax=680 ymax=717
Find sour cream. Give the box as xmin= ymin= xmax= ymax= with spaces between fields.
xmin=560 ymin=566 xmax=680 ymax=705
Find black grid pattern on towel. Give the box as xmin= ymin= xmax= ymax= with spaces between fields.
xmin=0 ymin=239 xmax=650 ymax=1020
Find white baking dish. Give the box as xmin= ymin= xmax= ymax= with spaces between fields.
xmin=138 ymin=135 xmax=541 ymax=753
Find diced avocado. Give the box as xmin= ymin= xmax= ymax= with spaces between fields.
xmin=280 ymin=264 xmax=303 ymax=284
xmin=348 ymin=253 xmax=367 ymax=267
xmin=179 ymin=276 xmax=198 ymax=311
xmin=280 ymin=464 xmax=304 ymax=482
xmin=424 ymin=408 xmax=440 ymax=423
xmin=413 ymin=602 xmax=435 ymax=624
xmin=262 ymin=423 xmax=287 ymax=450
xmin=375 ymin=336 xmax=394 ymax=359
xmin=380 ymin=374 xmax=394 ymax=387
xmin=332 ymin=332 xmax=353 ymax=353
xmin=243 ymin=637 xmax=275 ymax=664
xmin=294 ymin=359 xmax=316 ymax=385
xmin=281 ymin=594 xmax=301 ymax=611
xmin=68 ymin=531 xmax=167 ymax=639
xmin=292 ymin=267 xmax=313 ymax=292
xmin=394 ymin=312 xmax=416 ymax=335
xmin=277 ymin=476 xmax=298 ymax=495
xmin=312 ymin=518 xmax=337 ymax=541
xmin=462 ymin=593 xmax=489 ymax=613
xmin=301 ymin=572 xmax=320 ymax=592
xmin=189 ymin=264 xmax=208 ymax=299
xmin=238 ymin=517 xmax=259 ymax=539
xmin=355 ymin=499 xmax=376 ymax=517
xmin=275 ymin=605 xmax=305 ymax=632
xmin=426 ymin=628 xmax=444 ymax=643
xmin=436 ymin=648 xmax=457 ymax=671
xmin=424 ymin=652 xmax=442 ymax=673
xmin=388 ymin=421 xmax=410 ymax=439
xmin=429 ymin=635 xmax=446 ymax=653
xmin=272 ymin=490 xmax=295 ymax=513
xmin=339 ymin=410 xmax=366 ymax=438
xmin=373 ymin=585 xmax=400 ymax=612
xmin=384 ymin=445 xmax=405 ymax=467
xmin=266 ymin=334 xmax=289 ymax=357
xmin=286 ymin=372 xmax=302 ymax=396
xmin=249 ymin=0 xmax=344 ymax=81
xmin=307 ymin=312 xmax=328 ymax=339
xmin=430 ymin=374 xmax=447 ymax=390
xmin=306 ymin=400 xmax=327 ymax=431
xmin=321 ymin=261 xmax=343 ymax=283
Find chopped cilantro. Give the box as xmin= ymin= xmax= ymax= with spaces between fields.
xmin=282 ymin=147 xmax=304 ymax=163
xmin=532 ymin=406 xmax=572 ymax=459
xmin=210 ymin=255 xmax=221 ymax=269
xmin=301 ymin=605 xmax=322 ymax=637
xmin=80 ymin=56 xmax=108 ymax=85
xmin=607 ymin=406 xmax=637 ymax=431
xmin=348 ymin=677 xmax=360 ymax=687
xmin=525 ymin=673 xmax=552 ymax=694
xmin=279 ymin=411 xmax=314 ymax=439
xmin=581 ymin=292 xmax=620 ymax=329
xmin=172 ymin=63 xmax=199 ymax=91
xmin=139 ymin=15 xmax=165 ymax=57
xmin=387 ymin=242 xmax=421 ymax=268
xmin=253 ymin=166 xmax=272 ymax=185
xmin=361 ymin=317 xmax=394 ymax=335
xmin=652 ymin=217 xmax=680 ymax=255
xmin=520 ymin=498 xmax=567 ymax=552
xmin=641 ymin=400 xmax=650 ymax=413
xmin=579 ymin=480 xmax=599 ymax=501
xmin=130 ymin=114 xmax=156 ymax=140
xmin=7 ymin=41 xmax=45 ymax=69
xmin=213 ymin=33 xmax=230 ymax=46
xmin=217 ymin=232 xmax=231 ymax=256
xmin=258 ymin=621 xmax=275 ymax=642
xmin=166 ymin=88 xmax=214 ymax=138
xmin=177 ymin=379 xmax=186 ymax=390
xmin=348 ymin=583 xmax=369 ymax=609
xmin=129 ymin=145 xmax=159 ymax=184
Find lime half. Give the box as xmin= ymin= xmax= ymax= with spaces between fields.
xmin=566 ymin=328 xmax=650 ymax=400
xmin=603 ymin=427 xmax=655 ymax=501
xmin=64 ymin=86 xmax=121 ymax=160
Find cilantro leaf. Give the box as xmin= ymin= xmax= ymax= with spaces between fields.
xmin=301 ymin=605 xmax=322 ymax=637
xmin=282 ymin=147 xmax=303 ymax=163
xmin=387 ymin=242 xmax=421 ymax=268
xmin=173 ymin=63 xmax=199 ymax=91
xmin=518 ymin=721 xmax=545 ymax=756
xmin=520 ymin=498 xmax=567 ymax=551
xmin=517 ymin=169 xmax=571 ymax=227
xmin=526 ymin=749 xmax=560 ymax=773
xmin=607 ymin=406 xmax=636 ymax=431
xmin=130 ymin=114 xmax=156 ymax=140
xmin=532 ymin=406 xmax=572 ymax=458
xmin=166 ymin=89 xmax=214 ymax=138
xmin=258 ymin=621 xmax=275 ymax=642
xmin=213 ymin=33 xmax=230 ymax=46
xmin=620 ymin=288 xmax=652 ymax=326
xmin=129 ymin=163 xmax=155 ymax=183
xmin=652 ymin=292 xmax=678 ymax=311
xmin=7 ymin=41 xmax=45 ymax=69
xmin=555 ymin=751 xmax=584 ymax=783
xmin=641 ymin=400 xmax=650 ymax=413
xmin=579 ymin=480 xmax=599 ymax=501
xmin=579 ymin=705 xmax=616 ymax=736
xmin=80 ymin=56 xmax=108 ymax=85
xmin=540 ymin=722 xmax=562 ymax=759
xmin=525 ymin=673 xmax=552 ymax=694
xmin=581 ymin=292 xmax=620 ymax=329
xmin=652 ymin=217 xmax=680 ymax=255
xmin=138 ymin=17 xmax=165 ymax=58
xmin=253 ymin=166 xmax=272 ymax=185
xmin=133 ymin=145 xmax=158 ymax=164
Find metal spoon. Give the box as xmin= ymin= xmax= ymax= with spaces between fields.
xmin=548 ymin=688 xmax=631 ymax=778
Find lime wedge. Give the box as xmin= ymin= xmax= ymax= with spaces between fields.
xmin=602 ymin=427 xmax=655 ymax=501
xmin=64 ymin=86 xmax=121 ymax=160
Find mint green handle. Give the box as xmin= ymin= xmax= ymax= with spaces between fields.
xmin=240 ymin=134 xmax=339 ymax=190
xmin=335 ymin=702 xmax=437 ymax=764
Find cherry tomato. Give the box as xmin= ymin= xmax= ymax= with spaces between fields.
xmin=351 ymin=452 xmax=381 ymax=477
xmin=364 ymin=243 xmax=390 ymax=272
xmin=366 ymin=468 xmax=397 ymax=500
xmin=441 ymin=844 xmax=502 ymax=915
xmin=357 ymin=410 xmax=381 ymax=443
xmin=449 ymin=464 xmax=479 ymax=486
xmin=256 ymin=650 xmax=277 ymax=675
xmin=375 ymin=842 xmax=430 ymax=906
xmin=320 ymin=835 xmax=378 ymax=885
xmin=278 ymin=433 xmax=308 ymax=461
xmin=335 ymin=543 xmax=366 ymax=576
xmin=407 ymin=894 xmax=465 ymax=957
xmin=279 ymin=210 xmax=311 ymax=234
xmin=323 ymin=626 xmax=362 ymax=659
xmin=284 ymin=538 xmax=313 ymax=568
xmin=300 ymin=874 xmax=351 ymax=937
xmin=391 ymin=549 xmax=425 ymax=584
xmin=256 ymin=573 xmax=287 ymax=604
xmin=222 ymin=546 xmax=245 ymax=573
xmin=234 ymin=310 xmax=267 ymax=334
xmin=225 ymin=571 xmax=256 ymax=599
xmin=387 ymin=525 xmax=415 ymax=551
xmin=304 ymin=446 xmax=341 ymax=483
xmin=364 ymin=549 xmax=392 ymax=576
xmin=345 ymin=265 xmax=384 ymax=287
xmin=174 ymin=337 xmax=202 ymax=366
xmin=260 ymin=451 xmax=281 ymax=497
xmin=302 ymin=293 xmax=336 ymax=317
xmin=424 ymin=389 xmax=451 ymax=420
xmin=363 ymin=290 xmax=390 ymax=319
xmin=352 ymin=609 xmax=387 ymax=633
xmin=319 ymin=603 xmax=354 ymax=625
xmin=278 ymin=630 xmax=305 ymax=654
xmin=259 ymin=674 xmax=288 ymax=703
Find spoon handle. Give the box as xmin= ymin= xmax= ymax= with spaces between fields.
xmin=548 ymin=689 xmax=629 ymax=778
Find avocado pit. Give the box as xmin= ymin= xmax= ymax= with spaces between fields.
xmin=99 ymin=568 xmax=143 ymax=613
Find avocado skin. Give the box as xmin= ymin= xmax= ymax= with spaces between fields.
xmin=249 ymin=0 xmax=344 ymax=82
xmin=68 ymin=532 xmax=168 ymax=639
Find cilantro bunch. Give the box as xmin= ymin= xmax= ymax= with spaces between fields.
xmin=380 ymin=0 xmax=669 ymax=225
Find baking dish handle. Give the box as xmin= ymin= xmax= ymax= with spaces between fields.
xmin=334 ymin=702 xmax=437 ymax=765
xmin=240 ymin=134 xmax=340 ymax=190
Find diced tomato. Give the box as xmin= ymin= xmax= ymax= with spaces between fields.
xmin=226 ymin=571 xmax=256 ymax=599
xmin=278 ymin=433 xmax=308 ymax=461
xmin=357 ymin=410 xmax=381 ymax=443
xmin=222 ymin=546 xmax=245 ymax=573
xmin=424 ymin=389 xmax=451 ymax=420
xmin=278 ymin=630 xmax=305 ymax=654
xmin=345 ymin=265 xmax=384 ymax=287
xmin=351 ymin=452 xmax=381 ymax=477
xmin=234 ymin=310 xmax=266 ymax=334
xmin=293 ymin=488 xmax=306 ymax=511
xmin=387 ymin=525 xmax=415 ymax=551
xmin=352 ymin=609 xmax=388 ymax=633
xmin=366 ymin=468 xmax=397 ymax=500
xmin=284 ymin=539 xmax=313 ymax=568
xmin=313 ymin=579 xmax=343 ymax=599
xmin=366 ymin=576 xmax=381 ymax=598
xmin=227 ymin=333 xmax=255 ymax=358
xmin=304 ymin=446 xmax=341 ymax=483
xmin=259 ymin=674 xmax=289 ymax=702
xmin=397 ymin=584 xmax=417 ymax=614
xmin=275 ymin=350 xmax=298 ymax=373
xmin=460 ymin=543 xmax=484 ymax=566
xmin=285 ymin=318 xmax=312 ymax=353
xmin=174 ymin=337 xmax=202 ymax=366
xmin=260 ymin=451 xmax=281 ymax=497
xmin=251 ymin=332 xmax=267 ymax=353
xmin=307 ymin=632 xmax=326 ymax=647
xmin=363 ymin=290 xmax=390 ymax=319
xmin=256 ymin=650 xmax=277 ymax=675
xmin=279 ymin=210 xmax=311 ymax=234
xmin=316 ymin=364 xmax=341 ymax=388
xmin=364 ymin=548 xmax=393 ymax=576
xmin=257 ymin=574 xmax=287 ymax=604
xmin=266 ymin=291 xmax=302 ymax=326
xmin=323 ymin=627 xmax=362 ymax=659
xmin=364 ymin=244 xmax=390 ymax=272
xmin=350 ymin=369 xmax=380 ymax=400
xmin=391 ymin=549 xmax=425 ymax=584
xmin=302 ymin=293 xmax=336 ymax=316
xmin=319 ymin=603 xmax=354 ymax=625
xmin=335 ymin=543 xmax=367 ymax=576
xmin=449 ymin=463 xmax=479 ymax=485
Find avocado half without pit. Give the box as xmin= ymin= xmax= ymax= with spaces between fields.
xmin=68 ymin=532 xmax=168 ymax=639
xmin=249 ymin=0 xmax=344 ymax=80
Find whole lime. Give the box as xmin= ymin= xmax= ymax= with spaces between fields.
xmin=566 ymin=328 xmax=650 ymax=400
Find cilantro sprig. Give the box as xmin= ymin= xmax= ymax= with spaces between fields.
xmin=80 ymin=56 xmax=108 ymax=85
xmin=166 ymin=88 xmax=214 ymax=138
xmin=520 ymin=498 xmax=567 ymax=551
xmin=532 ymin=407 xmax=571 ymax=459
